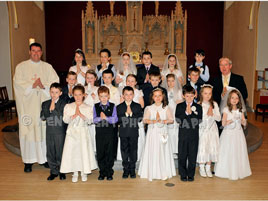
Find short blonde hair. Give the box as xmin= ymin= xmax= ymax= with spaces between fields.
xmin=219 ymin=57 xmax=232 ymax=65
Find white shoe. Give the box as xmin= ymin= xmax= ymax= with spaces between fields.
xmin=81 ymin=173 xmax=88 ymax=182
xmin=72 ymin=172 xmax=78 ymax=183
xmin=199 ymin=164 xmax=207 ymax=177
xmin=173 ymin=153 xmax=178 ymax=159
xmin=206 ymin=165 xmax=213 ymax=178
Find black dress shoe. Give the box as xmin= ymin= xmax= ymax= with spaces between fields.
xmin=180 ymin=176 xmax=187 ymax=182
xmin=122 ymin=172 xmax=129 ymax=179
xmin=187 ymin=176 xmax=194 ymax=182
xmin=43 ymin=162 xmax=49 ymax=168
xmin=24 ymin=164 xmax=32 ymax=173
xmin=98 ymin=175 xmax=105 ymax=180
xmin=59 ymin=173 xmax=66 ymax=180
xmin=39 ymin=162 xmax=49 ymax=168
xmin=107 ymin=176 xmax=113 ymax=181
xmin=130 ymin=173 xmax=136 ymax=179
xmin=47 ymin=174 xmax=58 ymax=181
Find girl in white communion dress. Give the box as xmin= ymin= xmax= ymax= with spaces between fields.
xmin=197 ymin=84 xmax=221 ymax=177
xmin=215 ymin=89 xmax=251 ymax=180
xmin=138 ymin=88 xmax=176 ymax=181
xmin=60 ymin=85 xmax=97 ymax=183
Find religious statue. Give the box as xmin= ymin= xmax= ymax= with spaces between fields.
xmin=86 ymin=25 xmax=94 ymax=53
xmin=175 ymin=28 xmax=182 ymax=50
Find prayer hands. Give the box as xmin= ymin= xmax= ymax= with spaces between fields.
xmin=126 ymin=105 xmax=132 ymax=115
xmin=145 ymin=73 xmax=150 ymax=83
xmin=100 ymin=112 xmax=106 ymax=120
xmin=156 ymin=111 xmax=161 ymax=122
xmin=207 ymin=106 xmax=213 ymax=116
xmin=101 ymin=63 xmax=107 ymax=71
xmin=91 ymin=93 xmax=96 ymax=99
xmin=32 ymin=78 xmax=44 ymax=89
xmin=76 ymin=62 xmax=83 ymax=72
xmin=49 ymin=100 xmax=55 ymax=112
xmin=73 ymin=104 xmax=86 ymax=120
xmin=186 ymin=104 xmax=192 ymax=115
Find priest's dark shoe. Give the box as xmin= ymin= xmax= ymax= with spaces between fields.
xmin=187 ymin=176 xmax=194 ymax=182
xmin=47 ymin=174 xmax=58 ymax=181
xmin=107 ymin=175 xmax=113 ymax=181
xmin=98 ymin=175 xmax=105 ymax=180
xmin=59 ymin=173 xmax=66 ymax=180
xmin=122 ymin=171 xmax=129 ymax=179
xmin=180 ymin=176 xmax=187 ymax=182
xmin=24 ymin=163 xmax=32 ymax=173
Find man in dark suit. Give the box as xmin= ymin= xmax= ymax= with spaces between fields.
xmin=175 ymin=85 xmax=202 ymax=182
xmin=136 ymin=51 xmax=160 ymax=89
xmin=211 ymin=57 xmax=248 ymax=106
xmin=117 ymin=86 xmax=143 ymax=179
xmin=61 ymin=71 xmax=76 ymax=104
xmin=40 ymin=83 xmax=67 ymax=181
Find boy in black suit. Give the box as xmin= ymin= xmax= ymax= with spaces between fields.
xmin=95 ymin=48 xmax=117 ymax=86
xmin=40 ymin=83 xmax=67 ymax=181
xmin=136 ymin=51 xmax=160 ymax=89
xmin=175 ymin=85 xmax=202 ymax=182
xmin=117 ymin=86 xmax=143 ymax=179
xmin=142 ymin=72 xmax=168 ymax=108
xmin=61 ymin=71 xmax=77 ymax=103
xmin=93 ymin=86 xmax=118 ymax=181
xmin=186 ymin=67 xmax=205 ymax=102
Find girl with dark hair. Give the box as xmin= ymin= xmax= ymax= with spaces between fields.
xmin=138 ymin=88 xmax=176 ymax=181
xmin=69 ymin=49 xmax=90 ymax=85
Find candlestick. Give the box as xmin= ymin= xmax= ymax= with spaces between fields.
xmin=29 ymin=38 xmax=35 ymax=45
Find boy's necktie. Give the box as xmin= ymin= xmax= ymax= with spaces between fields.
xmin=102 ymin=105 xmax=107 ymax=111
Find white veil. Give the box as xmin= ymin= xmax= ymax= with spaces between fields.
xmin=161 ymin=74 xmax=183 ymax=102
xmin=116 ymin=52 xmax=137 ymax=75
xmin=219 ymin=86 xmax=247 ymax=115
xmin=162 ymin=54 xmax=183 ymax=80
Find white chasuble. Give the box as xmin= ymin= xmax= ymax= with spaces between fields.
xmin=13 ymin=59 xmax=59 ymax=164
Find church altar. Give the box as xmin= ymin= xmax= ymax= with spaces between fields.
xmin=82 ymin=1 xmax=187 ymax=77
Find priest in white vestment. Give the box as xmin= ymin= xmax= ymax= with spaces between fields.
xmin=13 ymin=43 xmax=59 ymax=172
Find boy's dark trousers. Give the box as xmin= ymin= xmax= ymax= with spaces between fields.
xmin=175 ymin=101 xmax=202 ymax=178
xmin=178 ymin=133 xmax=199 ymax=178
xmin=46 ymin=133 xmax=65 ymax=175
xmin=120 ymin=136 xmax=138 ymax=174
xmin=116 ymin=101 xmax=143 ymax=174
xmin=96 ymin=129 xmax=114 ymax=177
